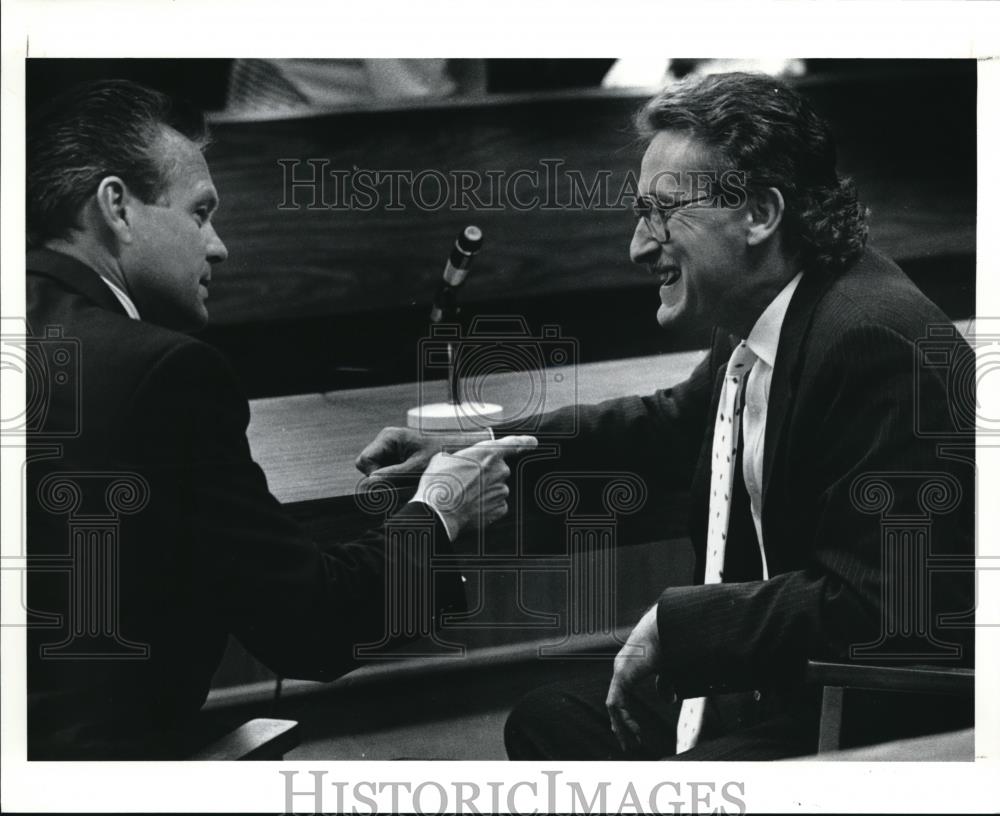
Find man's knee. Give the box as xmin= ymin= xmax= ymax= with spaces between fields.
xmin=504 ymin=686 xmax=563 ymax=759
xmin=504 ymin=674 xmax=623 ymax=760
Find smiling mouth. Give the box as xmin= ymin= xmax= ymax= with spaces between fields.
xmin=659 ymin=267 xmax=681 ymax=286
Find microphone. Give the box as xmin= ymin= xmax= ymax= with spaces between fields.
xmin=430 ymin=225 xmax=483 ymax=324
xmin=406 ymin=224 xmax=501 ymax=431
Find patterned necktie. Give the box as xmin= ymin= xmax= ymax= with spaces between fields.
xmin=675 ymin=340 xmax=756 ymax=754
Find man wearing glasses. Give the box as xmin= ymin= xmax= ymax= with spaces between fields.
xmin=358 ymin=72 xmax=974 ymax=759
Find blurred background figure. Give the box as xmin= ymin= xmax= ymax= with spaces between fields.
xmin=225 ymin=58 xmax=488 ymax=115
xmin=602 ymin=57 xmax=807 ymax=89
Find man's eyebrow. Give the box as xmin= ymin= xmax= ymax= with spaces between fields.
xmin=637 ymin=193 xmax=686 ymax=208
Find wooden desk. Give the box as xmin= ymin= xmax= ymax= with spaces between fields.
xmin=218 ymin=349 xmax=703 ymax=690
xmin=247 ymin=349 xmax=704 ymax=503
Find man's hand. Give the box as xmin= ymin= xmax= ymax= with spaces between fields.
xmin=606 ymin=604 xmax=662 ymax=752
xmin=356 ymin=426 xmax=492 ymax=486
xmin=411 ymin=435 xmax=538 ymax=541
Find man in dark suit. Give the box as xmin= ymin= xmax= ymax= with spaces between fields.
xmin=24 ymin=80 xmax=535 ymax=759
xmin=357 ymin=72 xmax=975 ymax=759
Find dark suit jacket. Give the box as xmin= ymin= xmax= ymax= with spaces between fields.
xmin=25 ymin=249 xmax=463 ymax=759
xmin=498 ymin=248 xmax=974 ymax=736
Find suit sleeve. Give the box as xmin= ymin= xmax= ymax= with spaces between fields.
xmin=493 ymin=346 xmax=718 ymax=486
xmin=127 ymin=340 xmax=464 ymax=681
xmin=655 ymin=323 xmax=974 ymax=697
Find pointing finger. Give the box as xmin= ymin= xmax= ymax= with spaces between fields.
xmin=473 ymin=435 xmax=539 ymax=457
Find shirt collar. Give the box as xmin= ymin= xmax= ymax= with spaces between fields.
xmin=744 ymin=272 xmax=803 ymax=369
xmin=99 ymin=277 xmax=141 ymax=320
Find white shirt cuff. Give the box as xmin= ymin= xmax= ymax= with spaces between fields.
xmin=407 ymin=498 xmax=458 ymax=542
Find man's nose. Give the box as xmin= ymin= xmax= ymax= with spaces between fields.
xmin=206 ymin=224 xmax=228 ymax=263
xmin=629 ymin=218 xmax=660 ymax=265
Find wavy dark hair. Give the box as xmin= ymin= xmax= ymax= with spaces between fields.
xmin=27 ymin=79 xmax=208 ymax=248
xmin=636 ymin=72 xmax=869 ymax=274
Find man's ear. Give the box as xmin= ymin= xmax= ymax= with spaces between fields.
xmin=746 ymin=186 xmax=785 ymax=247
xmin=95 ymin=176 xmax=135 ymax=244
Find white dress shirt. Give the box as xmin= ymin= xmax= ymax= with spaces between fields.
xmin=99 ymin=277 xmax=141 ymax=320
xmin=741 ymin=272 xmax=803 ymax=578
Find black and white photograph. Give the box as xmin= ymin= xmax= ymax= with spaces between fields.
xmin=2 ymin=2 xmax=998 ymax=813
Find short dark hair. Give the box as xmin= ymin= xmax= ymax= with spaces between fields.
xmin=636 ymin=72 xmax=869 ymax=274
xmin=26 ymin=79 xmax=208 ymax=247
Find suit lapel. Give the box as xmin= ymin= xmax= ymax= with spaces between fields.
xmin=760 ymin=268 xmax=836 ymax=506
xmin=27 ymin=248 xmax=127 ymax=317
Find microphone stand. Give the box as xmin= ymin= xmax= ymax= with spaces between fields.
xmin=406 ymin=226 xmax=503 ymax=432
xmin=447 ymin=340 xmax=460 ymax=406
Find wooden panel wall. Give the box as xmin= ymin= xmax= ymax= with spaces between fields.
xmin=198 ymin=63 xmax=975 ymax=396
xmin=204 ymin=64 xmax=975 ymax=325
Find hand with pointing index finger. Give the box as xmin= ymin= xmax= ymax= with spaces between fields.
xmin=356 ymin=426 xmax=493 ymax=488
xmin=411 ymin=435 xmax=538 ymax=541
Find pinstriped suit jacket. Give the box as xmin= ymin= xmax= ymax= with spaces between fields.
xmin=499 ymin=247 xmax=974 ymax=706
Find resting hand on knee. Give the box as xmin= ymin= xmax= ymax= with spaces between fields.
xmin=606 ymin=604 xmax=661 ymax=752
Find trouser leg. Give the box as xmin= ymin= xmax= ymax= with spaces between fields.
xmin=504 ymin=668 xmax=819 ymax=761
xmin=504 ymin=669 xmax=678 ymax=760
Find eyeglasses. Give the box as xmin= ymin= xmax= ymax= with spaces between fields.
xmin=632 ymin=194 xmax=714 ymax=243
